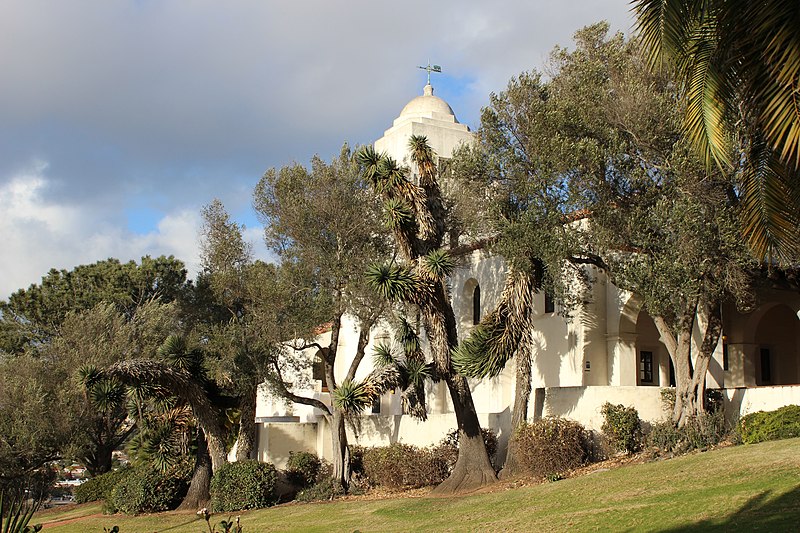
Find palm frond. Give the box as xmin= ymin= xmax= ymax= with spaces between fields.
xmin=408 ymin=134 xmax=437 ymax=186
xmin=738 ymin=138 xmax=800 ymax=262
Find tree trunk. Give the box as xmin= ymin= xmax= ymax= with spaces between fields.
xmin=235 ymin=387 xmax=257 ymax=461
xmin=329 ymin=410 xmax=351 ymax=490
xmin=432 ymin=374 xmax=497 ymax=494
xmin=421 ymin=284 xmax=496 ymax=494
xmin=178 ymin=429 xmax=212 ymax=511
xmin=205 ymin=428 xmax=228 ymax=473
xmin=500 ymin=349 xmax=532 ymax=479
xmin=653 ymin=299 xmax=721 ymax=428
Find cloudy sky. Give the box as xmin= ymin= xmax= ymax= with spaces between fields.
xmin=0 ymin=1 xmax=634 ymax=299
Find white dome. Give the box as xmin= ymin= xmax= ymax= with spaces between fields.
xmin=397 ymin=84 xmax=459 ymax=123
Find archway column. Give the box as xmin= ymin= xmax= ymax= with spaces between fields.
xmin=607 ymin=332 xmax=637 ymax=386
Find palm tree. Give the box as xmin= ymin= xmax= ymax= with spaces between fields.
xmin=360 ymin=136 xmax=497 ymax=494
xmin=105 ymin=335 xmax=235 ymax=510
xmin=632 ymin=0 xmax=800 ymax=262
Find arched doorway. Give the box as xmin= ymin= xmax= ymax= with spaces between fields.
xmin=751 ymin=304 xmax=800 ymax=385
xmin=635 ymin=309 xmax=672 ymax=387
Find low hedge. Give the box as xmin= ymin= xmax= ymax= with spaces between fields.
xmin=210 ymin=460 xmax=279 ymax=512
xmin=75 ymin=467 xmax=132 ymax=504
xmin=513 ymin=417 xmax=590 ymax=479
xmin=740 ymin=405 xmax=800 ymax=444
xmin=361 ymin=443 xmax=449 ymax=488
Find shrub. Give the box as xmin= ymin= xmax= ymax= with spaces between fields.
xmin=109 ymin=462 xmax=190 ymax=514
xmin=647 ymin=410 xmax=729 ymax=454
xmin=513 ymin=417 xmax=590 ymax=479
xmin=683 ymin=409 xmax=728 ymax=449
xmin=285 ymin=451 xmax=322 ymax=488
xmin=75 ymin=468 xmax=132 ymax=504
xmin=601 ymin=403 xmax=642 ymax=454
xmin=361 ymin=443 xmax=448 ymax=488
xmin=647 ymin=421 xmax=682 ymax=452
xmin=740 ymin=405 xmax=800 ymax=444
xmin=295 ymin=476 xmax=347 ymax=502
xmin=210 ymin=460 xmax=278 ymax=512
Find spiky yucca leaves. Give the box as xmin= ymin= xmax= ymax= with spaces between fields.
xmin=0 ymin=491 xmax=41 ymax=533
xmin=331 ymin=379 xmax=372 ymax=413
xmin=408 ymin=134 xmax=437 ymax=186
xmin=365 ymin=263 xmax=425 ymax=302
xmin=382 ymin=198 xmax=415 ymax=229
xmin=357 ymin=146 xmax=436 ymax=257
xmin=453 ymin=268 xmax=536 ymax=378
xmin=396 ymin=317 xmax=421 ymax=355
xmin=422 ymin=249 xmax=455 ymax=281
xmin=158 ymin=334 xmax=203 ymax=374
xmin=372 ymin=343 xmax=397 ymax=367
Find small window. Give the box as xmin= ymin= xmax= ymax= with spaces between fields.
xmin=668 ymin=358 xmax=676 ymax=387
xmin=371 ymin=396 xmax=381 ymax=414
xmin=313 ymin=352 xmax=328 ymax=392
xmin=472 ymin=285 xmax=481 ymax=325
xmin=544 ymin=292 xmax=555 ymax=314
xmin=760 ymin=348 xmax=772 ymax=384
xmin=639 ymin=351 xmax=654 ymax=384
xmin=722 ymin=335 xmax=729 ymax=371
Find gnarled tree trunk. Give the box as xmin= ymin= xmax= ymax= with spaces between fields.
xmin=178 ymin=428 xmax=212 ymax=510
xmin=500 ymin=349 xmax=532 ymax=479
xmin=653 ymin=298 xmax=722 ymax=427
xmin=329 ymin=410 xmax=351 ymax=490
xmin=235 ymin=387 xmax=257 ymax=461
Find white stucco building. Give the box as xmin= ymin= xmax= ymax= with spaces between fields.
xmin=253 ymin=83 xmax=800 ymax=469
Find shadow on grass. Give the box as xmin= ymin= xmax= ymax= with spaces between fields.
xmin=661 ymin=485 xmax=800 ymax=532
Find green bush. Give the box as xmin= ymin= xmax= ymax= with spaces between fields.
xmin=295 ymin=476 xmax=347 ymax=502
xmin=601 ymin=403 xmax=642 ymax=454
xmin=513 ymin=417 xmax=590 ymax=479
xmin=109 ymin=462 xmax=190 ymax=515
xmin=740 ymin=405 xmax=800 ymax=444
xmin=75 ymin=468 xmax=132 ymax=504
xmin=361 ymin=443 xmax=448 ymax=488
xmin=210 ymin=460 xmax=278 ymax=512
xmin=285 ymin=451 xmax=321 ymax=488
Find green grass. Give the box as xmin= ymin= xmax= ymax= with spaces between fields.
xmin=36 ymin=438 xmax=800 ymax=532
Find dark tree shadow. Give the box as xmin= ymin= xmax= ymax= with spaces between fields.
xmin=659 ymin=485 xmax=800 ymax=532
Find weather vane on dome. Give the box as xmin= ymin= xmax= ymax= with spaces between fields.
xmin=418 ymin=61 xmax=442 ymax=85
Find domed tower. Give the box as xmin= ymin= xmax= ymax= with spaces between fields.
xmin=374 ymin=83 xmax=473 ymax=165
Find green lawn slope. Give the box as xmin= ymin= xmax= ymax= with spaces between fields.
xmin=36 ymin=438 xmax=800 ymax=532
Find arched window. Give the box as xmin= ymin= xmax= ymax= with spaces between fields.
xmin=473 ymin=285 xmax=481 ymax=325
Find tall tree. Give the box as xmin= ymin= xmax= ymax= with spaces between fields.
xmin=359 ymin=136 xmax=498 ymax=493
xmin=453 ymin=23 xmax=755 ymax=429
xmin=253 ymin=145 xmax=395 ymax=489
xmin=632 ymin=0 xmax=800 ymax=262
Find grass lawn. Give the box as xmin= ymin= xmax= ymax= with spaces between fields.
xmin=35 ymin=438 xmax=800 ymax=532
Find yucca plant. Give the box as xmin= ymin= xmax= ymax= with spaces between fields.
xmin=365 ymin=263 xmax=418 ymax=301
xmin=422 ymin=249 xmax=455 ymax=281
xmin=372 ymin=343 xmax=397 ymax=367
xmin=0 ymin=491 xmax=42 ymax=533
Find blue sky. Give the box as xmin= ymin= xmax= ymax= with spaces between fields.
xmin=0 ymin=1 xmax=634 ymax=298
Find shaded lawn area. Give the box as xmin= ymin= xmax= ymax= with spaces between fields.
xmin=37 ymin=438 xmax=800 ymax=532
